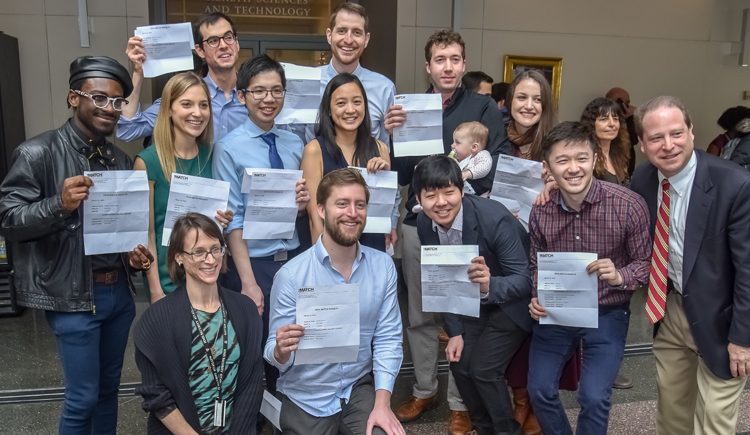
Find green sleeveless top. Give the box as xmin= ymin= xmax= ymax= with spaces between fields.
xmin=137 ymin=144 xmax=214 ymax=296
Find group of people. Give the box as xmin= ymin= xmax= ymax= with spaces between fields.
xmin=0 ymin=3 xmax=749 ymax=435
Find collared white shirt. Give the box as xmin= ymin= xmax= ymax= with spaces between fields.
xmin=657 ymin=151 xmax=697 ymax=293
xmin=431 ymin=205 xmax=464 ymax=246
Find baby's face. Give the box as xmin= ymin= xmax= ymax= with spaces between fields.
xmin=451 ymin=131 xmax=475 ymax=162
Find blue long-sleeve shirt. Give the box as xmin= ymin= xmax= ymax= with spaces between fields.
xmin=116 ymin=73 xmax=248 ymax=143
xmin=212 ymin=118 xmax=304 ymax=257
xmin=264 ymin=237 xmax=403 ymax=417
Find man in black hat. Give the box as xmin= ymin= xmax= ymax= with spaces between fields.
xmin=0 ymin=55 xmax=154 ymax=435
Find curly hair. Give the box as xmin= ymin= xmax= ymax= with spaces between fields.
xmin=424 ymin=29 xmax=465 ymax=62
xmin=580 ymin=98 xmax=630 ymax=183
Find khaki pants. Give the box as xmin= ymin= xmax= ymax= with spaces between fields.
xmin=654 ymin=292 xmax=747 ymax=435
xmin=401 ymin=224 xmax=466 ymax=411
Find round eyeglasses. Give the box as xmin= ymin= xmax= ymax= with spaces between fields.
xmin=72 ymin=90 xmax=129 ymax=111
xmin=202 ymin=32 xmax=237 ymax=48
xmin=182 ymin=246 xmax=226 ymax=262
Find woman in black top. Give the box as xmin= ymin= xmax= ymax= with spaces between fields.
xmin=134 ymin=213 xmax=263 ymax=435
xmin=300 ymin=73 xmax=394 ymax=252
xmin=580 ymin=98 xmax=632 ymax=186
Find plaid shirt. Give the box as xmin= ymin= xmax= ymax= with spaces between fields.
xmin=529 ymin=178 xmax=652 ymax=306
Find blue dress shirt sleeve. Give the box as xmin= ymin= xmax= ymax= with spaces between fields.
xmin=116 ymin=99 xmax=162 ymax=142
xmin=264 ymin=267 xmax=297 ymax=372
xmin=212 ymin=139 xmax=245 ymax=233
xmin=371 ymin=258 xmax=403 ymax=392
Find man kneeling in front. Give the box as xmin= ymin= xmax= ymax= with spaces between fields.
xmin=264 ymin=168 xmax=405 ymax=435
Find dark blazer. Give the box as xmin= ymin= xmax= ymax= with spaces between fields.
xmin=133 ymin=285 xmax=264 ymax=434
xmin=630 ymin=150 xmax=750 ymax=380
xmin=417 ymin=194 xmax=533 ymax=337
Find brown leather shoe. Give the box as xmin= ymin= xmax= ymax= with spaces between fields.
xmin=394 ymin=395 xmax=438 ymax=423
xmin=522 ymin=411 xmax=542 ymax=435
xmin=439 ymin=327 xmax=450 ymax=345
xmin=512 ymin=388 xmax=530 ymax=425
xmin=448 ymin=410 xmax=472 ymax=435
xmin=612 ymin=374 xmax=634 ymax=389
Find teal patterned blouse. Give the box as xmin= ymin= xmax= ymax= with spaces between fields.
xmin=189 ymin=308 xmax=241 ymax=434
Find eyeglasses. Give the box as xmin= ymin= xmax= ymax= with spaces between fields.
xmin=72 ymin=90 xmax=129 ymax=111
xmin=182 ymin=246 xmax=226 ymax=262
xmin=242 ymin=89 xmax=286 ymax=100
xmin=202 ymin=32 xmax=236 ymax=48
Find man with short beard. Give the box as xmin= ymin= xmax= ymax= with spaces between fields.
xmin=265 ymin=168 xmax=404 ymax=435
xmin=0 ymin=56 xmax=154 ymax=434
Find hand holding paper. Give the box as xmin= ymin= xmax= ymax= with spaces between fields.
xmin=536 ymin=252 xmax=599 ymax=328
xmin=392 ymin=94 xmax=443 ymax=157
xmin=273 ymin=324 xmax=305 ymax=365
xmin=133 ymin=23 xmax=195 ymax=78
xmin=421 ymin=245 xmax=481 ymax=318
xmin=241 ymin=169 xmax=303 ymax=240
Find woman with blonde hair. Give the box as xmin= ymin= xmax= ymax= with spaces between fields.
xmin=505 ymin=70 xmax=558 ymax=161
xmin=134 ymin=72 xmax=232 ymax=303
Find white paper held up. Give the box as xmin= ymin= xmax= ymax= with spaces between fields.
xmin=393 ymin=94 xmax=444 ymax=157
xmin=83 ymin=170 xmax=149 ymax=255
xmin=134 ymin=23 xmax=194 ymax=78
xmin=295 ymin=284 xmax=360 ymax=365
xmin=537 ymin=252 xmax=599 ymax=328
xmin=490 ymin=154 xmax=545 ymax=228
xmin=161 ymin=174 xmax=230 ymax=246
xmin=241 ymin=169 xmax=302 ymax=240
xmin=421 ymin=245 xmax=480 ymax=318
xmin=276 ymin=63 xmax=322 ymax=124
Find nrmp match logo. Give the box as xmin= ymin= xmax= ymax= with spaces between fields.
xmin=299 ymin=287 xmax=314 ymax=292
xmin=88 ymin=172 xmax=104 ymax=177
xmin=539 ymin=254 xmax=554 ymax=258
xmin=423 ymin=247 xmax=439 ymax=251
xmin=174 ymin=175 xmax=188 ymax=180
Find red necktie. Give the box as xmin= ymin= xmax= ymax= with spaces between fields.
xmin=646 ymin=179 xmax=670 ymax=323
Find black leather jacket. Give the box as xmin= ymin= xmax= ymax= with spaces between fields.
xmin=0 ymin=120 xmax=135 ymax=312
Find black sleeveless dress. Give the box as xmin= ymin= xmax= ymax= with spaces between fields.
xmin=316 ymin=135 xmax=386 ymax=252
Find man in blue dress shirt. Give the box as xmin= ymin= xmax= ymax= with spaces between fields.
xmin=212 ymin=54 xmax=309 ymax=409
xmin=265 ymin=168 xmax=404 ymax=435
xmin=117 ymin=12 xmax=248 ymax=143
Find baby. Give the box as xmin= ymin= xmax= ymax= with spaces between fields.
xmin=411 ymin=121 xmax=493 ymax=214
xmin=449 ymin=121 xmax=492 ymax=197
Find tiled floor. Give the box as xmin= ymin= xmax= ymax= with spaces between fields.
xmin=1 ymin=268 xmax=748 ymax=434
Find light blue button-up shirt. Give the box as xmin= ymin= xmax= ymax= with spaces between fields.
xmin=213 ymin=118 xmax=304 ymax=257
xmin=264 ymin=237 xmax=403 ymax=417
xmin=116 ymin=73 xmax=248 ymax=143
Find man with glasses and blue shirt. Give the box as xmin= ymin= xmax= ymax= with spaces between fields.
xmin=212 ymin=54 xmax=310 ymax=416
xmin=117 ymin=12 xmax=247 ymax=143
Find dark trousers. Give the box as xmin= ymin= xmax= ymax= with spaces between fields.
xmin=450 ymin=307 xmax=528 ymax=435
xmin=528 ymin=306 xmax=630 ymax=435
xmin=45 ymin=276 xmax=135 ymax=435
xmin=279 ymin=374 xmax=386 ymax=435
xmin=222 ymin=254 xmax=284 ymax=432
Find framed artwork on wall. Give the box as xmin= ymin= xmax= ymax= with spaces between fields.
xmin=503 ymin=55 xmax=563 ymax=102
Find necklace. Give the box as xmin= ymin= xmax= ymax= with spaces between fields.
xmin=175 ymin=146 xmax=209 ymax=177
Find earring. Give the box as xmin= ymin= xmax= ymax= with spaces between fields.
xmin=177 ymin=262 xmax=183 ymax=266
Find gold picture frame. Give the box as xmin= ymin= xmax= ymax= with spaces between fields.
xmin=503 ymin=55 xmax=563 ymax=102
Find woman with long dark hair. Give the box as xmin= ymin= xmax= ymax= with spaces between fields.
xmin=505 ymin=70 xmax=559 ymax=161
xmin=300 ymin=73 xmax=393 ymax=252
xmin=580 ymin=97 xmax=632 ymax=185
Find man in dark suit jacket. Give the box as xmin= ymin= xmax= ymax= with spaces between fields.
xmin=412 ymin=156 xmax=533 ymax=435
xmin=630 ymin=96 xmax=750 ymax=435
